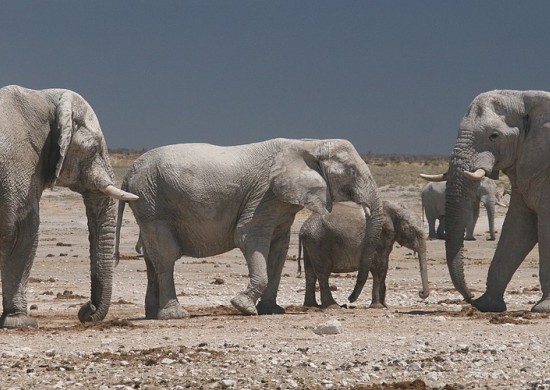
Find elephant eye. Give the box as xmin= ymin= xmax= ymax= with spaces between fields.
xmin=489 ymin=132 xmax=499 ymax=141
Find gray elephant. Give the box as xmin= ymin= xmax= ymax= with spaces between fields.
xmin=0 ymin=85 xmax=138 ymax=328
xmin=298 ymin=201 xmax=430 ymax=308
xmin=421 ymin=177 xmax=505 ymax=240
xmin=115 ymin=138 xmax=383 ymax=318
xmin=423 ymin=89 xmax=550 ymax=313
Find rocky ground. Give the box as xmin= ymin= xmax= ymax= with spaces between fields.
xmin=1 ymin=184 xmax=550 ymax=389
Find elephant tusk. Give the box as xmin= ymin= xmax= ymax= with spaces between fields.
xmin=419 ymin=173 xmax=447 ymax=182
xmin=496 ymin=201 xmax=508 ymax=207
xmin=464 ymin=168 xmax=486 ymax=181
xmin=362 ymin=205 xmax=371 ymax=218
xmin=102 ymin=185 xmax=139 ymax=201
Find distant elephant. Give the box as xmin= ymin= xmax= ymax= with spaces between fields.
xmin=297 ymin=201 xmax=430 ymax=308
xmin=0 ymin=85 xmax=138 ymax=328
xmin=115 ymin=138 xmax=383 ymax=318
xmin=421 ymin=177 xmax=505 ymax=240
xmin=422 ymin=89 xmax=550 ymax=313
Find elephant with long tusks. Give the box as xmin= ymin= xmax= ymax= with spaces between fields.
xmin=0 ymin=85 xmax=138 ymax=328
xmin=422 ymin=89 xmax=550 ymax=313
xmin=115 ymin=138 xmax=383 ymax=318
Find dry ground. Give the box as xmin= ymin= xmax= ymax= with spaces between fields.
xmin=1 ymin=155 xmax=549 ymax=389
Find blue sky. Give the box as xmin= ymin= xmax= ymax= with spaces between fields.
xmin=2 ymin=1 xmax=550 ymax=154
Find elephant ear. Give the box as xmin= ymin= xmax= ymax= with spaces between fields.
xmin=269 ymin=145 xmax=332 ymax=215
xmin=52 ymin=92 xmax=76 ymax=187
xmin=517 ymin=91 xmax=550 ymax=180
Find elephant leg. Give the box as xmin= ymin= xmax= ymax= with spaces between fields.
xmin=143 ymin=248 xmax=159 ymax=319
xmin=0 ymin=210 xmax=40 ymax=328
xmin=257 ymin=227 xmax=292 ymax=315
xmin=370 ymin=252 xmax=389 ymax=308
xmin=302 ymin=248 xmax=319 ymax=307
xmin=427 ymin=217 xmax=437 ymax=239
xmin=465 ymin=202 xmax=479 ymax=241
xmin=232 ymin=236 xmax=270 ymax=315
xmin=474 ymin=197 xmax=537 ymax=312
xmin=317 ymin=271 xmax=338 ymax=308
xmin=532 ymin=213 xmax=550 ymax=313
xmin=436 ymin=216 xmax=445 ymax=239
xmin=140 ymin=227 xmax=188 ymax=320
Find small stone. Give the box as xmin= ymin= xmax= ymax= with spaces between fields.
xmin=287 ymin=379 xmax=299 ymax=388
xmin=313 ymin=319 xmax=343 ymax=335
xmin=220 ymin=379 xmax=236 ymax=388
xmin=408 ymin=362 xmax=422 ymax=371
xmin=161 ymin=358 xmax=175 ymax=365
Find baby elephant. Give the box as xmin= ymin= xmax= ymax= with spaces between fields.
xmin=298 ymin=201 xmax=430 ymax=308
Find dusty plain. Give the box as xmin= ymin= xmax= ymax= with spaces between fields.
xmin=1 ymin=154 xmax=549 ymax=390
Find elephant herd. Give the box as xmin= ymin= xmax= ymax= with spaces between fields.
xmin=1 ymin=85 xmax=549 ymax=329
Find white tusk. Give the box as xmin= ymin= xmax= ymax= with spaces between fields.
xmin=464 ymin=168 xmax=486 ymax=181
xmin=102 ymin=185 xmax=139 ymax=201
xmin=496 ymin=201 xmax=508 ymax=207
xmin=362 ymin=205 xmax=371 ymax=218
xmin=419 ymin=173 xmax=447 ymax=182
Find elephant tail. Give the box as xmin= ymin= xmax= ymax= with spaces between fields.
xmin=114 ymin=180 xmax=128 ymax=265
xmin=297 ymin=234 xmax=303 ymax=276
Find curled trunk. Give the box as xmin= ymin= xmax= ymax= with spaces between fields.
xmin=78 ymin=191 xmax=116 ymax=322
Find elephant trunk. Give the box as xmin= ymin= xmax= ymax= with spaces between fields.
xmin=485 ymin=201 xmax=496 ymax=240
xmin=78 ymin=191 xmax=117 ymax=323
xmin=348 ymin=173 xmax=384 ymax=303
xmin=444 ymin=141 xmax=477 ymax=303
xmin=417 ymin=238 xmax=430 ymax=299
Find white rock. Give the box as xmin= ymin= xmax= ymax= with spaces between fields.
xmin=220 ymin=379 xmax=236 ymax=388
xmin=313 ymin=319 xmax=343 ymax=335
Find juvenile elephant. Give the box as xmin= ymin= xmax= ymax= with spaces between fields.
xmin=422 ymin=90 xmax=550 ymax=312
xmin=298 ymin=201 xmax=430 ymax=308
xmin=115 ymin=138 xmax=383 ymax=318
xmin=421 ymin=177 xmax=505 ymax=240
xmin=0 ymin=85 xmax=138 ymax=328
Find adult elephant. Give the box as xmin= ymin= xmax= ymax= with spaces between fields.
xmin=298 ymin=200 xmax=430 ymax=308
xmin=422 ymin=89 xmax=550 ymax=313
xmin=0 ymin=85 xmax=138 ymax=328
xmin=115 ymin=138 xmax=383 ymax=318
xmin=421 ymin=177 xmax=506 ymax=240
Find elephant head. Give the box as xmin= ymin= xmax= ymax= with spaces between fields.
xmin=0 ymin=86 xmax=137 ymax=327
xmin=270 ymin=139 xmax=384 ymax=303
xmin=40 ymin=89 xmax=139 ymax=323
xmin=431 ymin=90 xmax=550 ymax=307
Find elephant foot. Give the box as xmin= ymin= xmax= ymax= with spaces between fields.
xmin=473 ymin=293 xmax=506 ymax=312
xmin=155 ymin=301 xmax=189 ymax=320
xmin=303 ymin=299 xmax=320 ymax=307
xmin=464 ymin=236 xmax=476 ymax=241
xmin=231 ymin=293 xmax=258 ymax=315
xmin=369 ymin=302 xmax=388 ymax=309
xmin=0 ymin=312 xmax=38 ymax=329
xmin=531 ymin=297 xmax=550 ymax=313
xmin=256 ymin=300 xmax=285 ymax=315
xmin=487 ymin=237 xmax=496 ymax=241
